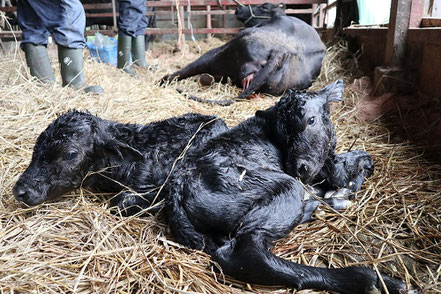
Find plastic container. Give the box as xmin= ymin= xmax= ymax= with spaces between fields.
xmin=86 ymin=33 xmax=118 ymax=66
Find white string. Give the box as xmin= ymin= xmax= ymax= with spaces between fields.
xmin=187 ymin=0 xmax=201 ymax=54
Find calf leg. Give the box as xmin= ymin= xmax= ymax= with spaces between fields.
xmin=110 ymin=191 xmax=163 ymax=216
xmin=212 ymin=188 xmax=407 ymax=294
xmin=213 ymin=233 xmax=408 ymax=294
xmin=166 ymin=191 xmax=220 ymax=255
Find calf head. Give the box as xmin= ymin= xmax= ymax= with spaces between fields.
xmin=13 ymin=110 xmax=143 ymax=206
xmin=235 ymin=2 xmax=286 ymax=27
xmin=257 ymin=80 xmax=344 ymax=183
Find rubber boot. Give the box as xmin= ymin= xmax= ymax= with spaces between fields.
xmin=131 ymin=35 xmax=148 ymax=67
xmin=58 ymin=46 xmax=103 ymax=94
xmin=117 ymin=33 xmax=137 ymax=77
xmin=23 ymin=43 xmax=55 ymax=83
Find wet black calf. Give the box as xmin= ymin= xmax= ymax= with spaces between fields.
xmin=166 ymin=80 xmax=409 ymax=294
xmin=13 ymin=111 xmax=228 ymax=213
xmin=161 ymin=2 xmax=326 ymax=105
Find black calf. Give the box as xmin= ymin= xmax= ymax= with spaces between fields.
xmin=166 ymin=80 xmax=409 ymax=294
xmin=13 ymin=111 xmax=228 ymax=213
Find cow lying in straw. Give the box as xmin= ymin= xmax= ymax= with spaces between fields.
xmin=13 ymin=80 xmax=409 ymax=293
xmin=161 ymin=2 xmax=326 ymax=105
xmin=13 ymin=111 xmax=228 ymax=214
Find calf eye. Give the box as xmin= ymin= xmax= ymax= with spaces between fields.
xmin=307 ymin=117 xmax=316 ymax=126
xmin=64 ymin=151 xmax=78 ymax=161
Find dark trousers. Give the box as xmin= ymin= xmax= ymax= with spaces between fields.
xmin=17 ymin=0 xmax=86 ymax=49
xmin=117 ymin=0 xmax=149 ymax=38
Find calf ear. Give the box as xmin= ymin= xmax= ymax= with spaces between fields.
xmin=320 ymin=79 xmax=345 ymax=103
xmin=256 ymin=107 xmax=276 ymax=121
xmin=278 ymin=3 xmax=286 ymax=10
xmin=95 ymin=133 xmax=144 ymax=162
xmin=105 ymin=139 xmax=144 ymax=161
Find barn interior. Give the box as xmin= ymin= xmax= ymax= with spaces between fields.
xmin=0 ymin=0 xmax=440 ymax=293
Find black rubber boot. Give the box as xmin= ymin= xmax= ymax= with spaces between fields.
xmin=58 ymin=46 xmax=103 ymax=94
xmin=117 ymin=33 xmax=137 ymax=77
xmin=23 ymin=43 xmax=56 ymax=83
xmin=131 ymin=35 xmax=148 ymax=67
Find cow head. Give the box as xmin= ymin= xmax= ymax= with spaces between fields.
xmin=13 ymin=110 xmax=142 ymax=206
xmin=257 ymin=80 xmax=344 ymax=183
xmin=235 ymin=2 xmax=286 ymax=27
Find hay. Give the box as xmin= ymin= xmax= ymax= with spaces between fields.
xmin=1 ymin=32 xmax=440 ymax=294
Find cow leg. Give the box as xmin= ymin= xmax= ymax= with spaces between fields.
xmin=213 ymin=233 xmax=407 ymax=294
xmin=161 ymin=47 xmax=220 ymax=83
xmin=237 ymin=49 xmax=288 ymax=99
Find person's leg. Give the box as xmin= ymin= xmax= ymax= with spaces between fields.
xmin=53 ymin=0 xmax=103 ymax=93
xmin=132 ymin=0 xmax=148 ymax=67
xmin=17 ymin=0 xmax=55 ymax=83
xmin=117 ymin=0 xmax=145 ymax=76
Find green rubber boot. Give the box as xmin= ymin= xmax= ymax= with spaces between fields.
xmin=58 ymin=46 xmax=103 ymax=94
xmin=117 ymin=33 xmax=137 ymax=77
xmin=23 ymin=43 xmax=56 ymax=83
xmin=131 ymin=35 xmax=148 ymax=67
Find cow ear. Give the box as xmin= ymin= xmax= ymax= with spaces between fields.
xmin=320 ymin=79 xmax=344 ymax=103
xmin=278 ymin=3 xmax=286 ymax=10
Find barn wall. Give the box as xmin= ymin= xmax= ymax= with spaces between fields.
xmin=343 ymin=27 xmax=441 ymax=97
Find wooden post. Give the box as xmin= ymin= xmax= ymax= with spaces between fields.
xmin=207 ymin=5 xmax=212 ymax=39
xmin=384 ymin=0 xmax=412 ymax=66
xmin=111 ymin=0 xmax=117 ymax=33
xmin=409 ymin=0 xmax=425 ymax=28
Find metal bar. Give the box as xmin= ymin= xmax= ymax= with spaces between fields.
xmin=145 ymin=0 xmax=326 ymax=7
xmin=0 ymin=6 xmax=15 ymax=12
xmin=0 ymin=1 xmax=326 ymax=12
xmin=85 ymin=8 xmax=313 ymax=19
xmin=146 ymin=27 xmax=241 ymax=34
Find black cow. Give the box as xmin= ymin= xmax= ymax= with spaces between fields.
xmin=161 ymin=2 xmax=326 ymax=105
xmin=165 ymin=80 xmax=409 ymax=293
xmin=13 ymin=111 xmax=228 ymax=214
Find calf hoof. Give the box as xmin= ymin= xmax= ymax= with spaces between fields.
xmin=324 ymin=187 xmax=351 ymax=199
xmin=365 ymin=285 xmax=381 ymax=294
xmin=328 ymin=198 xmax=353 ymax=210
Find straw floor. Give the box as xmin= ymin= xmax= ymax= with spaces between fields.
xmin=1 ymin=34 xmax=440 ymax=293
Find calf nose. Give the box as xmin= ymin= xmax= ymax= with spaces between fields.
xmin=296 ymin=160 xmax=311 ymax=181
xmin=13 ymin=184 xmax=28 ymax=202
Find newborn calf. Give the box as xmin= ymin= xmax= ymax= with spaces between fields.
xmin=13 ymin=111 xmax=228 ymax=214
xmin=165 ymin=80 xmax=408 ymax=294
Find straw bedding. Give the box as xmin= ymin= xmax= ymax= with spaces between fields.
xmin=1 ymin=32 xmax=440 ymax=293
